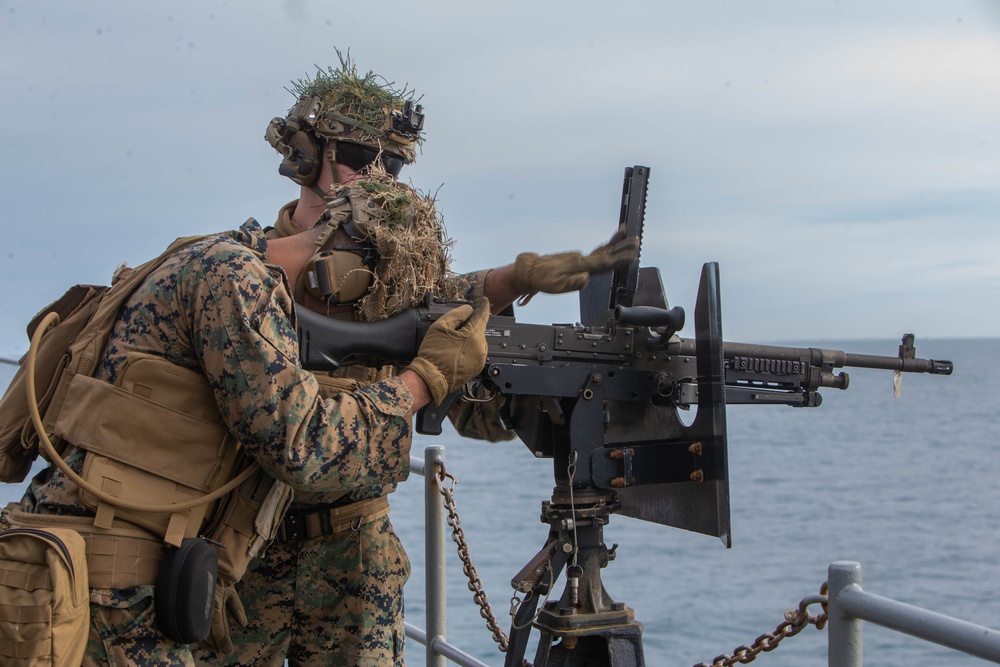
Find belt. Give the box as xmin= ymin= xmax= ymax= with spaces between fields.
xmin=276 ymin=496 xmax=390 ymax=543
xmin=3 ymin=508 xmax=162 ymax=588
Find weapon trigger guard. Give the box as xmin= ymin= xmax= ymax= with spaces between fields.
xmin=461 ymin=379 xmax=497 ymax=403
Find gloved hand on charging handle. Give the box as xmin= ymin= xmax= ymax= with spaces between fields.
xmin=511 ymin=226 xmax=639 ymax=304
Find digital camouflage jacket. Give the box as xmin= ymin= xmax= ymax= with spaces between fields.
xmin=21 ymin=219 xmax=414 ymax=517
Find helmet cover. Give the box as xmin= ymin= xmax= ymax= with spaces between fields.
xmin=269 ymin=49 xmax=424 ymax=176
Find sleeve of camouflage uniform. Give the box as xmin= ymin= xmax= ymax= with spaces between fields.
xmin=179 ymin=239 xmax=412 ymax=492
xmin=439 ymin=270 xmax=517 ymax=442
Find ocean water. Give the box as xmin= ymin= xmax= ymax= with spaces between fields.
xmin=392 ymin=337 xmax=1000 ymax=667
xmin=0 ymin=337 xmax=995 ymax=666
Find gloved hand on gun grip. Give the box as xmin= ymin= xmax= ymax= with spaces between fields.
xmin=199 ymin=580 xmax=248 ymax=656
xmin=405 ymin=297 xmax=490 ymax=405
xmin=511 ymin=226 xmax=639 ymax=304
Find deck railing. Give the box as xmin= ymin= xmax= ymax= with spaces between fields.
xmin=405 ymin=445 xmax=489 ymax=667
xmin=403 ymin=446 xmax=1000 ymax=666
xmin=827 ymin=561 xmax=1000 ymax=665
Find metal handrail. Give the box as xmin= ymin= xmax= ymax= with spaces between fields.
xmin=405 ymin=446 xmax=491 ymax=667
xmin=827 ymin=561 xmax=1000 ymax=665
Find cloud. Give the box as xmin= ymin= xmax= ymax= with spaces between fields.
xmin=0 ymin=0 xmax=997 ymax=351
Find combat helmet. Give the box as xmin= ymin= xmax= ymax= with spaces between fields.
xmin=265 ymin=51 xmax=424 ymax=187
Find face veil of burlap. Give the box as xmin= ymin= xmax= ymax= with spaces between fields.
xmin=341 ymin=168 xmax=456 ymax=322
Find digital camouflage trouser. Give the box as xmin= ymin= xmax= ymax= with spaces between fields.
xmin=84 ymin=585 xmax=194 ymax=666
xmin=194 ymin=513 xmax=410 ymax=667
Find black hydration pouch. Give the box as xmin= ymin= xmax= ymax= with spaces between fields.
xmin=155 ymin=537 xmax=218 ymax=644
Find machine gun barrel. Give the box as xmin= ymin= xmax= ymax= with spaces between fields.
xmin=667 ymin=334 xmax=955 ymax=375
xmin=839 ymin=351 xmax=952 ymax=374
xmin=664 ymin=332 xmax=952 ymax=407
xmin=670 ymin=336 xmax=953 ymax=376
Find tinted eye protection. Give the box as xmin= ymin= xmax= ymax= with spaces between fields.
xmin=335 ymin=142 xmax=405 ymax=178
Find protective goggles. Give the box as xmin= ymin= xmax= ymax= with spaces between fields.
xmin=335 ymin=142 xmax=405 ymax=178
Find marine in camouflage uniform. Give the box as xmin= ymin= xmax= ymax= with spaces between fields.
xmin=195 ymin=54 xmax=637 ymax=667
xmin=196 ymin=195 xmax=502 ymax=667
xmin=15 ymin=219 xmax=452 ymax=666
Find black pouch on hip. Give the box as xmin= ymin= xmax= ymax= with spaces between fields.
xmin=155 ymin=537 xmax=218 ymax=643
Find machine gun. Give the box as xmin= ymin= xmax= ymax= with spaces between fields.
xmin=295 ymin=166 xmax=953 ymax=667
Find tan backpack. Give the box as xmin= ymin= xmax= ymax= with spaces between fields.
xmin=0 ymin=235 xmax=207 ymax=483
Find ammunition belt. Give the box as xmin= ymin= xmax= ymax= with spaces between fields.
xmin=276 ymin=496 xmax=390 ymax=543
xmin=3 ymin=509 xmax=162 ymax=588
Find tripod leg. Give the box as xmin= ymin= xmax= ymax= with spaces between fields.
xmin=505 ymin=591 xmax=542 ymax=667
xmin=505 ymin=541 xmax=570 ymax=667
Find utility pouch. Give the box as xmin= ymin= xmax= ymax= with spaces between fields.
xmin=56 ymin=354 xmax=241 ymax=545
xmin=203 ymin=465 xmax=293 ymax=585
xmin=0 ymin=523 xmax=90 ymax=667
xmin=154 ymin=537 xmax=217 ymax=644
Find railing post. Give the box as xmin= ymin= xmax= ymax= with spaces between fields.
xmin=828 ymin=561 xmax=863 ymax=667
xmin=424 ymin=445 xmax=447 ymax=667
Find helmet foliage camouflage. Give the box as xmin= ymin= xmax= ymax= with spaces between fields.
xmin=265 ymin=50 xmax=424 ymax=185
xmin=340 ymin=167 xmax=452 ymax=321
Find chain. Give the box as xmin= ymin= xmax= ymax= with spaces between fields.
xmin=435 ymin=461 xmax=511 ymax=652
xmin=694 ymin=583 xmax=829 ymax=667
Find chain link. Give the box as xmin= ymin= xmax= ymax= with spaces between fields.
xmin=693 ymin=583 xmax=829 ymax=667
xmin=435 ymin=461 xmax=511 ymax=652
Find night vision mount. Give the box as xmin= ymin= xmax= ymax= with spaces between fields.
xmin=392 ymin=100 xmax=424 ymax=135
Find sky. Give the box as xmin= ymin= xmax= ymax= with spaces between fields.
xmin=1 ymin=0 xmax=998 ymax=361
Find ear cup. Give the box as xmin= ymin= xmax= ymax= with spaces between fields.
xmin=302 ymin=251 xmax=372 ymax=304
xmin=277 ymin=130 xmax=322 ymax=186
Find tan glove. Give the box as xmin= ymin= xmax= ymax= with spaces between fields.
xmin=405 ymin=297 xmax=490 ymax=405
xmin=199 ymin=580 xmax=248 ymax=656
xmin=511 ymin=227 xmax=639 ymax=303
